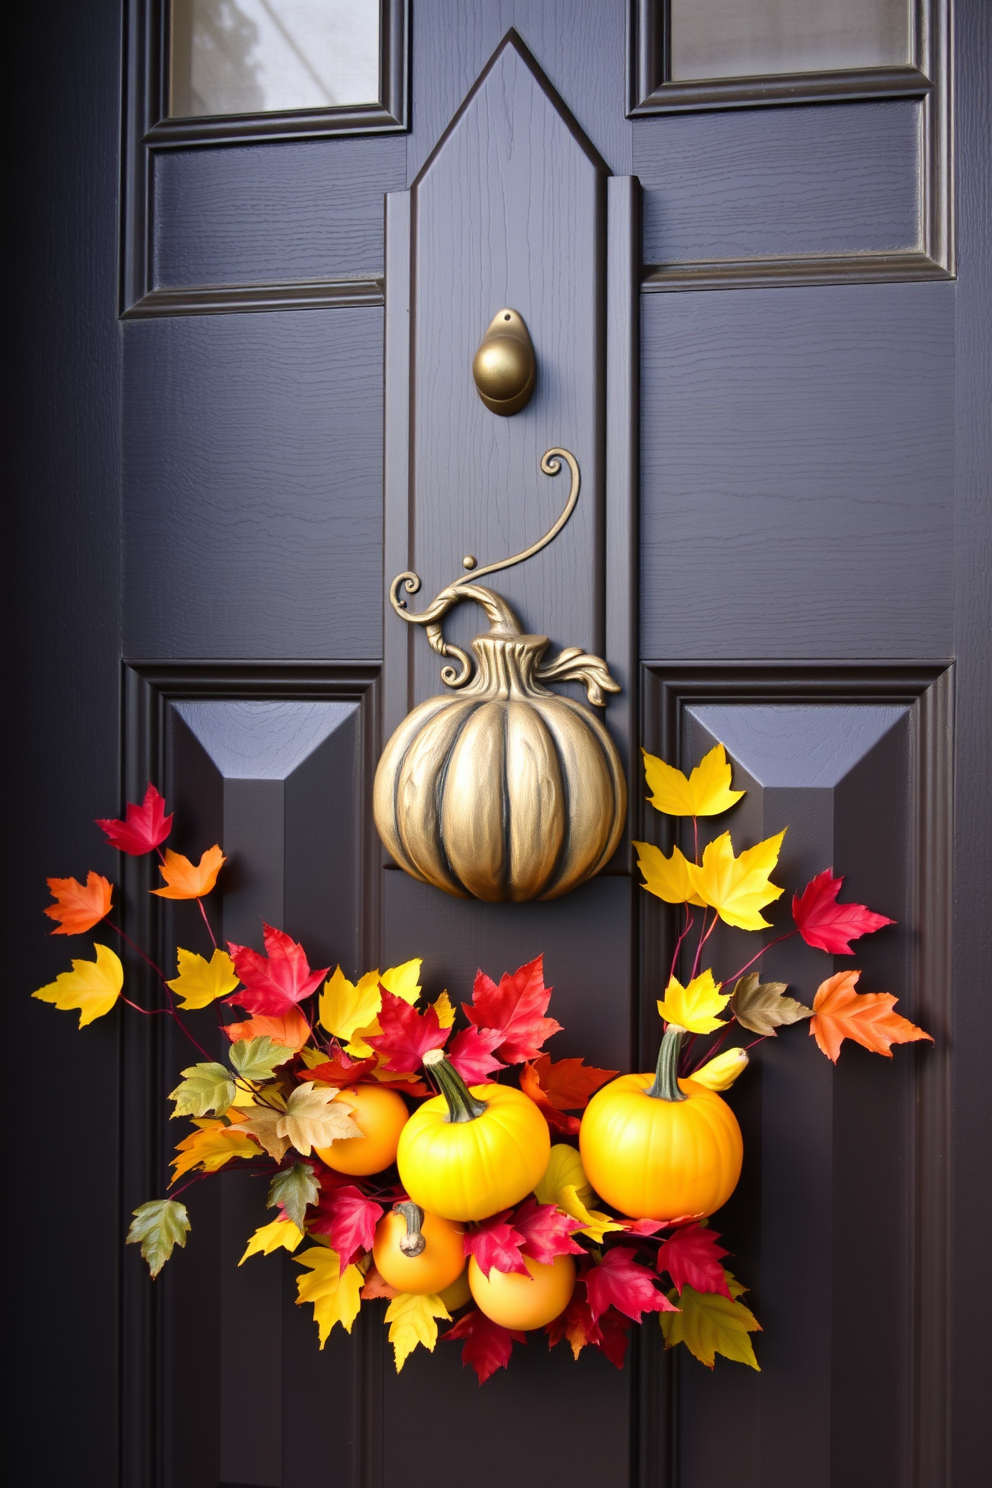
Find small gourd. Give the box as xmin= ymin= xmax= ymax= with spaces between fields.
xmin=579 ymin=1024 xmax=744 ymax=1221
xmin=372 ymin=1202 xmax=466 ymax=1295
xmin=396 ymin=1050 xmax=550 ymax=1221
xmin=313 ymin=1083 xmax=408 ymax=1176
xmin=468 ymin=1252 xmax=576 ymax=1330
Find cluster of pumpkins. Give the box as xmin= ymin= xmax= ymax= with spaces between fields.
xmin=314 ymin=1040 xmax=744 ymax=1331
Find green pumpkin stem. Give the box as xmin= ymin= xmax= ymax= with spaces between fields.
xmin=423 ymin=1049 xmax=487 ymax=1123
xmin=646 ymin=1024 xmax=688 ymax=1102
xmin=393 ymin=1200 xmax=427 ymax=1256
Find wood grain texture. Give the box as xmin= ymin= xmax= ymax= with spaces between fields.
xmin=407 ymin=0 xmax=632 ymax=179
xmin=635 ymin=98 xmax=919 ymax=265
xmin=950 ymin=0 xmax=992 ymax=1478
xmin=152 ymin=135 xmax=405 ymax=289
xmin=123 ymin=309 xmax=384 ymax=660
xmin=10 ymin=3 xmax=123 ymax=1485
xmin=640 ymin=280 xmax=955 ymax=659
xmin=406 ymin=35 xmax=608 ymax=710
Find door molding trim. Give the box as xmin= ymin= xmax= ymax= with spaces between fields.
xmin=120 ymin=0 xmax=407 ymax=317
xmin=633 ymin=0 xmax=953 ymax=290
xmin=118 ymin=660 xmax=381 ymax=1488
xmin=634 ymin=660 xmax=952 ymax=1487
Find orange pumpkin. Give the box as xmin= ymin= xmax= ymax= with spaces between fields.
xmin=372 ymin=1204 xmax=465 ymax=1296
xmin=468 ymin=1253 xmax=576 ymax=1330
xmin=314 ymin=1083 xmax=408 ymax=1176
xmin=579 ymin=1027 xmax=743 ymax=1220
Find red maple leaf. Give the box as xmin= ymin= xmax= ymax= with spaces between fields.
xmin=520 ymin=1055 xmax=617 ymax=1133
xmin=96 ymin=784 xmax=173 ymax=856
xmin=792 ymin=869 xmax=895 ymax=955
xmin=623 ymin=1218 xmax=669 ymax=1236
xmin=365 ymin=989 xmax=449 ymax=1073
xmin=545 ymin=1287 xmax=630 ymax=1368
xmin=462 ymin=955 xmax=562 ymax=1064
xmin=225 ymin=924 xmax=328 ymax=1016
xmin=512 ymin=1197 xmax=585 ymax=1265
xmin=585 ymin=1247 xmax=679 ymax=1324
xmin=447 ymin=1026 xmax=505 ymax=1084
xmin=656 ymin=1223 xmax=731 ymax=1297
xmin=306 ymin=1051 xmax=378 ymax=1087
xmin=463 ymin=1211 xmax=529 ymax=1277
xmin=307 ymin=1184 xmax=384 ymax=1268
xmin=444 ymin=1309 xmax=526 ymax=1384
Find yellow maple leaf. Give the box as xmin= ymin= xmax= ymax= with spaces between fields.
xmin=384 ymin=1291 xmax=450 ymax=1372
xmin=557 ymin=1184 xmax=625 ymax=1244
xmin=687 ymin=830 xmax=786 ymax=931
xmin=657 ymin=970 xmax=730 ymax=1035
xmin=661 ymin=1271 xmax=761 ymax=1369
xmin=294 ymin=1247 xmax=363 ymax=1346
xmin=239 ymin=1216 xmax=304 ymax=1264
xmin=643 ymin=744 xmax=744 ymax=818
xmin=691 ymin=1047 xmax=749 ymax=1090
xmin=32 ymin=943 xmax=123 ymax=1027
xmin=167 ymin=947 xmax=239 ymax=1009
xmin=169 ymin=1120 xmax=258 ymax=1182
xmin=431 ymin=991 xmax=455 ymax=1028
xmin=319 ymin=958 xmax=423 ymax=1054
xmin=632 ymin=840 xmax=706 ymax=907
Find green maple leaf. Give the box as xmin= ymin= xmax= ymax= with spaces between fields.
xmin=731 ymin=973 xmax=812 ymax=1037
xmin=229 ymin=1036 xmax=296 ymax=1082
xmin=661 ymin=1271 xmax=761 ymax=1370
xmin=267 ymin=1162 xmax=319 ymax=1231
xmin=126 ymin=1199 xmax=191 ymax=1278
xmin=169 ymin=1061 xmax=236 ymax=1118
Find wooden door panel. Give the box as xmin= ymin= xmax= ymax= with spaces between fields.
xmin=639 ymin=665 xmax=950 ymax=1487
xmin=120 ymin=666 xmax=379 ymax=1488
xmin=123 ymin=312 xmax=385 ymax=660
xmin=640 ymin=282 xmax=955 ymax=660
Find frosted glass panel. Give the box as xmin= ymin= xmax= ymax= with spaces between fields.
xmin=170 ymin=0 xmax=380 ymax=117
xmin=669 ymin=0 xmax=912 ymax=82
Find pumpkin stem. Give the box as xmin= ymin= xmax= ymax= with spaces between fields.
xmin=393 ymin=1201 xmax=427 ymax=1256
xmin=646 ymin=1025 xmax=688 ymax=1102
xmin=423 ymin=1049 xmax=488 ymax=1123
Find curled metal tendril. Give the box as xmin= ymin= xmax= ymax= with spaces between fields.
xmin=388 ymin=448 xmax=581 ymax=689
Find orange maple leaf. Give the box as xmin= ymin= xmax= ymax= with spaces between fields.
xmin=810 ymin=970 xmax=932 ymax=1063
xmin=44 ymin=872 xmax=113 ymax=935
xmin=151 ymin=845 xmax=225 ymax=900
xmin=226 ymin=1008 xmax=311 ymax=1051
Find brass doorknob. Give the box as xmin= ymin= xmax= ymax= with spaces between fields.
xmin=472 ymin=308 xmax=536 ymax=415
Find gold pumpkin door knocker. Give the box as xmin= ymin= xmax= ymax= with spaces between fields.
xmin=374 ymin=448 xmax=627 ymax=902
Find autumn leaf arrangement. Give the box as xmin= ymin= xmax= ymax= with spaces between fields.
xmin=33 ymin=748 xmax=930 ymax=1383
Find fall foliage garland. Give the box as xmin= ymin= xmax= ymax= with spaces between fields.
xmin=32 ymin=746 xmax=931 ymax=1381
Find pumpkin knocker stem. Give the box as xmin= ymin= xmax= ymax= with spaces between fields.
xmin=393 ymin=1200 xmax=427 ymax=1257
xmin=646 ymin=1024 xmax=688 ymax=1102
xmin=423 ymin=1048 xmax=487 ymax=1123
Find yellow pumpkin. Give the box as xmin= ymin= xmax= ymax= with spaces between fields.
xmin=468 ymin=1253 xmax=576 ymax=1331
xmin=579 ymin=1028 xmax=743 ymax=1221
xmin=372 ymin=1203 xmax=465 ymax=1295
xmin=373 ymin=584 xmax=626 ymax=903
xmin=396 ymin=1051 xmax=550 ymax=1222
xmin=313 ymin=1083 xmax=408 ymax=1176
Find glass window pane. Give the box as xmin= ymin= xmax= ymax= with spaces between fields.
xmin=669 ymin=0 xmax=912 ymax=82
xmin=169 ymin=0 xmax=380 ymax=118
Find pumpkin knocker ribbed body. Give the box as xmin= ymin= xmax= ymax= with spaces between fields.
xmin=374 ymin=448 xmax=627 ymax=903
